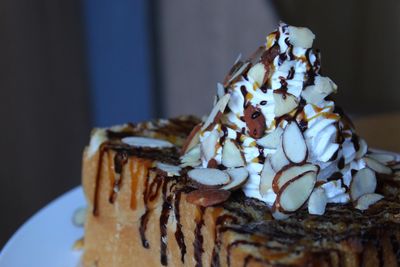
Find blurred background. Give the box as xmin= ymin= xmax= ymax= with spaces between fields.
xmin=0 ymin=0 xmax=399 ymax=247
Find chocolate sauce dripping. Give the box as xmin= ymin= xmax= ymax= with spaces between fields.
xmin=109 ymin=151 xmax=128 ymax=203
xmin=219 ymin=126 xmax=228 ymax=146
xmin=193 ymin=206 xmax=206 ymax=267
xmin=92 ymin=146 xmax=105 ymax=216
xmin=139 ymin=173 xmax=163 ymax=249
xmin=160 ymin=178 xmax=173 ymax=266
xmin=174 ymin=190 xmax=187 ymax=263
xmin=210 ymin=214 xmax=238 ymax=267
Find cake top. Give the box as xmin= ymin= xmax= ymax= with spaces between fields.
xmin=180 ymin=22 xmax=399 ymax=219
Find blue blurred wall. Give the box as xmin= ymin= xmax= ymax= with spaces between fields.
xmin=83 ymin=0 xmax=152 ymax=127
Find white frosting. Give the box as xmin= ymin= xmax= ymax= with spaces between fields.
xmin=185 ymin=22 xmax=388 ymax=216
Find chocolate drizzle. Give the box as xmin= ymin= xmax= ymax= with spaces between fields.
xmin=92 ymin=145 xmax=105 ymax=216
xmin=174 ymin=190 xmax=187 ymax=263
xmin=211 ymin=214 xmax=238 ymax=267
xmin=109 ymin=150 xmax=128 ymax=203
xmin=160 ymin=177 xmax=173 ymax=265
xmin=194 ymin=206 xmax=206 ymax=267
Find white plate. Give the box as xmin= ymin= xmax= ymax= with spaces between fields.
xmin=0 ymin=187 xmax=85 ymax=267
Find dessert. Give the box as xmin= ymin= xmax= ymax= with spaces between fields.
xmin=81 ymin=23 xmax=400 ymax=266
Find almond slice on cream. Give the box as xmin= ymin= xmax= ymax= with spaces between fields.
xmin=350 ymin=168 xmax=377 ymax=201
xmin=364 ymin=156 xmax=393 ymax=175
xmin=201 ymin=129 xmax=219 ymax=162
xmin=355 ymin=137 xmax=368 ymax=159
xmin=122 ymin=136 xmax=174 ymax=148
xmin=156 ymin=162 xmax=182 ymax=177
xmin=355 ymin=193 xmax=384 ymax=211
xmin=287 ymin=26 xmax=315 ymax=49
xmin=181 ymin=124 xmax=202 ymax=155
xmin=256 ymin=127 xmax=283 ymax=149
xmin=308 ymin=187 xmax=327 ymax=215
xmin=368 ymin=152 xmax=397 ymax=165
xmin=221 ymin=139 xmax=245 ymax=168
xmin=270 ymin=141 xmax=290 ymax=172
xmin=276 ymin=171 xmax=316 ymax=213
xmin=259 ymin=156 xmax=276 ymax=196
xmin=186 ymin=189 xmax=231 ymax=207
xmin=273 ymin=92 xmax=299 ymax=117
xmin=272 ymin=163 xmax=319 ymax=193
xmin=188 ymin=168 xmax=230 ymax=188
xmin=221 ymin=167 xmax=249 ymax=191
xmin=247 ymin=63 xmax=265 ymax=86
xmin=180 ymin=145 xmax=201 ymax=167
xmin=282 ymin=121 xmax=308 ymax=164
xmin=201 ymin=94 xmax=230 ymax=131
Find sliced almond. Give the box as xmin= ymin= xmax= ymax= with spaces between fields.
xmin=216 ymin=83 xmax=225 ymax=99
xmin=287 ymin=26 xmax=315 ymax=49
xmin=180 ymin=145 xmax=201 ymax=167
xmin=156 ymin=162 xmax=181 ymax=177
xmin=355 ymin=137 xmax=368 ymax=159
xmin=276 ymin=171 xmax=316 ymax=212
xmin=225 ymin=62 xmax=251 ymax=87
xmin=273 ymin=92 xmax=299 ymax=117
xmin=188 ymin=168 xmax=230 ymax=188
xmin=272 ymin=163 xmax=319 ymax=193
xmin=364 ymin=157 xmax=393 ymax=175
xmin=221 ymin=139 xmax=245 ymax=168
xmin=271 ymin=205 xmax=290 ymax=220
xmin=121 ymin=136 xmax=174 ymax=148
xmin=201 ymin=129 xmax=219 ymax=162
xmin=259 ymin=157 xmax=276 ymax=196
xmin=270 ymin=142 xmax=290 ymax=172
xmin=186 ymin=189 xmax=231 ymax=207
xmin=282 ymin=121 xmax=308 ymax=164
xmin=256 ymin=127 xmax=283 ymax=149
xmin=301 ymin=76 xmax=337 ymax=105
xmin=368 ymin=152 xmax=397 ymax=165
xmin=355 ymin=193 xmax=384 ymax=211
xmin=308 ymin=187 xmax=327 ymax=215
xmin=221 ymin=167 xmax=249 ymax=190
xmin=244 ymin=104 xmax=266 ymax=139
xmin=350 ymin=168 xmax=377 ymax=201
xmin=181 ymin=123 xmax=202 ymax=155
xmin=247 ymin=63 xmax=265 ymax=86
xmin=202 ymin=94 xmax=231 ymax=131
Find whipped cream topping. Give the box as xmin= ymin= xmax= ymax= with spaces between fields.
xmin=181 ymin=23 xmax=396 ymax=217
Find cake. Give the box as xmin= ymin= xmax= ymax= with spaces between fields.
xmin=81 ymin=23 xmax=400 ymax=266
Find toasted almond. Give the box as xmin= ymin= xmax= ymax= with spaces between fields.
xmin=364 ymin=156 xmax=393 ymax=175
xmin=282 ymin=121 xmax=308 ymax=164
xmin=221 ymin=167 xmax=249 ymax=191
xmin=350 ymin=168 xmax=377 ymax=201
xmin=287 ymin=26 xmax=315 ymax=48
xmin=259 ymin=156 xmax=276 ymax=196
xmin=308 ymin=187 xmax=327 ymax=215
xmin=367 ymin=152 xmax=397 ymax=165
xmin=272 ymin=163 xmax=319 ymax=193
xmin=301 ymin=76 xmax=337 ymax=105
xmin=247 ymin=63 xmax=266 ymax=86
xmin=181 ymin=124 xmax=202 ymax=155
xmin=270 ymin=141 xmax=290 ymax=172
xmin=355 ymin=193 xmax=384 ymax=211
xmin=188 ymin=168 xmax=230 ymax=188
xmin=180 ymin=145 xmax=201 ymax=167
xmin=202 ymin=94 xmax=231 ymax=131
xmin=121 ymin=136 xmax=174 ymax=148
xmin=276 ymin=171 xmax=316 ymax=213
xmin=201 ymin=129 xmax=219 ymax=162
xmin=273 ymin=92 xmax=299 ymax=117
xmin=244 ymin=104 xmax=266 ymax=139
xmin=271 ymin=204 xmax=290 ymax=220
xmin=156 ymin=162 xmax=181 ymax=177
xmin=256 ymin=127 xmax=283 ymax=149
xmin=355 ymin=137 xmax=368 ymax=159
xmin=225 ymin=62 xmax=251 ymax=87
xmin=186 ymin=189 xmax=231 ymax=207
xmin=217 ymin=83 xmax=225 ymax=99
xmin=221 ymin=139 xmax=245 ymax=168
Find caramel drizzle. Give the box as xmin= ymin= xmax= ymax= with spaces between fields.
xmin=109 ymin=151 xmax=128 ymax=203
xmin=92 ymin=146 xmax=105 ymax=216
xmin=193 ymin=206 xmax=206 ymax=267
xmin=129 ymin=160 xmax=139 ymax=209
xmin=107 ymin=151 xmax=116 ymax=203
